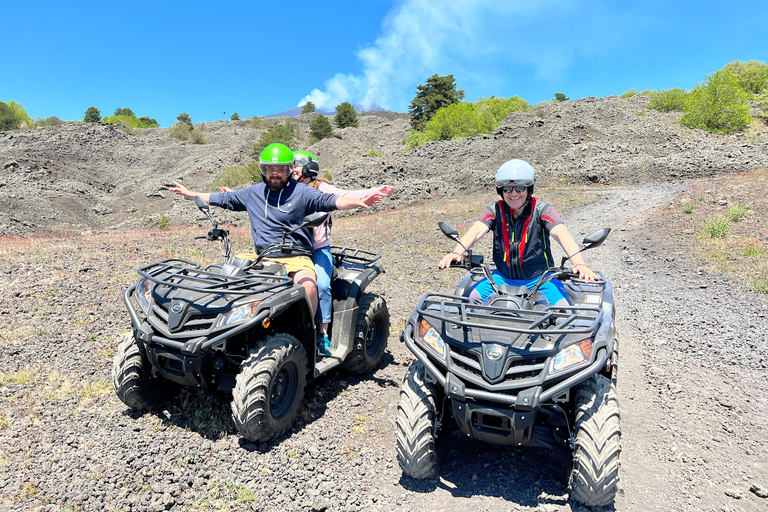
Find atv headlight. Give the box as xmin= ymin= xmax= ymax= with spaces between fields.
xmin=137 ymin=278 xmax=152 ymax=314
xmin=550 ymin=339 xmax=593 ymax=376
xmin=416 ymin=319 xmax=445 ymax=359
xmin=215 ymin=302 xmax=261 ymax=329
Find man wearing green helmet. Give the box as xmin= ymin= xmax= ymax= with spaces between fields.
xmin=169 ymin=143 xmax=378 ymax=319
xmin=292 ymin=150 xmax=393 ymax=355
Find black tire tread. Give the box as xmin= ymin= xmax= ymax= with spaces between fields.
xmin=569 ymin=374 xmax=621 ymax=507
xmin=396 ymin=361 xmax=439 ymax=479
xmin=342 ymin=294 xmax=389 ymax=374
xmin=111 ymin=332 xmax=178 ymax=410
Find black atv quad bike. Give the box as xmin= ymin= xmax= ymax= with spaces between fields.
xmin=112 ymin=196 xmax=389 ymax=442
xmin=396 ymin=222 xmax=619 ymax=507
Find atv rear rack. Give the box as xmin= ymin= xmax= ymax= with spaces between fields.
xmin=137 ymin=258 xmax=293 ymax=296
xmin=417 ymin=292 xmax=603 ymax=335
xmin=330 ymin=245 xmax=382 ymax=268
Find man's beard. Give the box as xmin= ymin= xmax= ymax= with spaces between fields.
xmin=267 ymin=175 xmax=289 ymax=191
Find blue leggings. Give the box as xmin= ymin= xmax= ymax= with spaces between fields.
xmin=467 ymin=270 xmax=569 ymax=306
xmin=313 ymin=245 xmax=334 ymax=324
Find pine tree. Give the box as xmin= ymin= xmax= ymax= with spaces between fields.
xmin=409 ymin=74 xmax=465 ymax=131
xmin=334 ymin=102 xmax=358 ymax=128
xmin=83 ymin=106 xmax=101 ymax=123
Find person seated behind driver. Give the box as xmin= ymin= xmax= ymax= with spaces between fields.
xmin=292 ymin=150 xmax=393 ymax=355
xmin=170 ymin=143 xmax=379 ymax=329
xmin=438 ymin=159 xmax=596 ymax=305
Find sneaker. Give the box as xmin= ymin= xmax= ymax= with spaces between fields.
xmin=317 ymin=334 xmax=332 ymax=356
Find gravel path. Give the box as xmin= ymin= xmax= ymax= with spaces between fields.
xmin=2 ymin=181 xmax=767 ymax=511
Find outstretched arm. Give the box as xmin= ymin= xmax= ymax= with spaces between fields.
xmin=550 ymin=224 xmax=596 ymax=281
xmin=170 ymin=181 xmax=211 ymax=204
xmin=438 ymin=221 xmax=490 ymax=269
xmin=335 ymin=197 xmax=370 ymax=210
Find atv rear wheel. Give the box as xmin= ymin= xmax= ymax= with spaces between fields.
xmin=569 ymin=374 xmax=621 ymax=507
xmin=396 ymin=361 xmax=440 ymax=479
xmin=231 ymin=333 xmax=307 ymax=442
xmin=342 ymin=293 xmax=389 ymax=374
xmin=112 ymin=332 xmax=179 ymax=410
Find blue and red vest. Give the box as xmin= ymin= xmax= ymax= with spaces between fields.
xmin=488 ymin=197 xmax=559 ymax=280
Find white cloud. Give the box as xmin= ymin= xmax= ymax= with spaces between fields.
xmin=299 ymin=0 xmax=633 ymax=110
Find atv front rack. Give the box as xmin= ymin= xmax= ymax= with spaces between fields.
xmin=137 ymin=258 xmax=293 ymax=296
xmin=330 ymin=246 xmax=382 ymax=268
xmin=417 ymin=292 xmax=603 ymax=335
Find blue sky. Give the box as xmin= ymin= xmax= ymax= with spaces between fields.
xmin=2 ymin=0 xmax=766 ymax=127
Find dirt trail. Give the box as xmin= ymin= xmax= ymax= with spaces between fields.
xmin=1 ymin=182 xmax=767 ymax=512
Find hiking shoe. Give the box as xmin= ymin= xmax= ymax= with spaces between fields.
xmin=317 ymin=334 xmax=332 ymax=356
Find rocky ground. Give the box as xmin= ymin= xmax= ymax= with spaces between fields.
xmin=1 ymin=96 xmax=768 ymax=511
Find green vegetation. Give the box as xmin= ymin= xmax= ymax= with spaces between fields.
xmin=683 ymin=203 xmax=694 ymax=214
xmin=230 ymin=112 xmax=240 ymax=121
xmin=83 ymin=106 xmax=101 ymax=123
xmin=721 ymin=60 xmax=768 ymax=94
xmin=646 ymin=88 xmax=688 ymax=112
xmin=726 ymin=203 xmax=748 ymax=222
xmin=335 ymin=101 xmax=359 ymax=128
xmin=301 ymin=101 xmax=316 ymax=114
xmin=309 ymin=115 xmax=334 ymax=143
xmin=250 ymin=122 xmax=297 ymax=158
xmin=102 ymin=114 xmax=159 ymax=129
xmin=409 ymin=74 xmax=466 ymax=130
xmin=211 ymin=162 xmax=262 ymax=190
xmin=405 ymin=95 xmax=531 ymax=151
xmin=0 ymin=100 xmax=34 ymax=131
xmin=554 ymin=92 xmax=569 ymax=102
xmin=177 ymin=112 xmax=192 ymax=126
xmin=157 ymin=214 xmax=170 ymax=230
xmin=168 ymin=112 xmax=207 ymax=143
xmin=680 ymin=69 xmax=751 ymax=133
xmin=704 ymin=216 xmax=730 ymax=238
xmin=113 ymin=107 xmax=135 ymax=117
xmin=34 ymin=116 xmax=64 ymax=128
xmin=620 ymin=89 xmax=639 ymax=98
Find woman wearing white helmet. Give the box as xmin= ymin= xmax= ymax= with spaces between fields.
xmin=438 ymin=159 xmax=596 ymax=305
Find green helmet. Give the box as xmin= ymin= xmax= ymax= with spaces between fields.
xmin=259 ymin=143 xmax=294 ymax=175
xmin=293 ymin=150 xmax=320 ymax=181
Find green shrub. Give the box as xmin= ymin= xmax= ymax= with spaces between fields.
xmin=189 ymin=126 xmax=208 ymax=144
xmin=157 ymin=215 xmax=170 ymax=230
xmin=0 ymin=100 xmax=34 ymax=131
xmin=646 ymin=88 xmax=688 ymax=112
xmin=102 ymin=115 xmax=159 ymax=129
xmin=211 ymin=161 xmax=262 ymax=190
xmin=554 ymin=92 xmax=569 ymax=102
xmin=721 ymin=60 xmax=768 ymax=94
xmin=83 ymin=106 xmax=101 ymax=123
xmin=755 ymin=94 xmax=768 ymax=120
xmin=177 ymin=113 xmax=192 ymax=125
xmin=114 ymin=107 xmax=135 ymax=117
xmin=704 ymin=216 xmax=730 ymax=238
xmin=726 ymin=203 xmax=747 ymax=222
xmin=536 ymin=109 xmax=545 ymax=118
xmin=683 ymin=203 xmax=694 ymax=214
xmin=620 ymin=89 xmax=638 ymax=98
xmin=301 ymin=102 xmax=316 ymax=114
xmin=250 ymin=123 xmax=297 ymax=158
xmin=335 ymin=102 xmax=359 ymax=128
xmin=680 ymin=70 xmax=751 ymax=133
xmin=230 ymin=112 xmax=240 ymax=121
xmin=169 ymin=122 xmax=193 ymax=141
xmin=35 ymin=116 xmax=64 ymax=128
xmin=405 ymin=95 xmax=530 ymax=150
xmin=309 ymin=115 xmax=334 ymax=143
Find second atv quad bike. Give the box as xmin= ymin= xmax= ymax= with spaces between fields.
xmin=396 ymin=222 xmax=619 ymax=507
xmin=112 ymin=197 xmax=389 ymax=442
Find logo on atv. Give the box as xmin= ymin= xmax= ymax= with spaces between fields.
xmin=170 ymin=302 xmax=184 ymax=314
xmin=484 ymin=345 xmax=504 ymax=361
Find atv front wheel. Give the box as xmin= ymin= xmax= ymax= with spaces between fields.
xmin=569 ymin=374 xmax=621 ymax=507
xmin=342 ymin=293 xmax=389 ymax=374
xmin=231 ymin=333 xmax=308 ymax=442
xmin=112 ymin=332 xmax=179 ymax=410
xmin=396 ymin=361 xmax=440 ymax=479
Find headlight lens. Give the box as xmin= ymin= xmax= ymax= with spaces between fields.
xmin=550 ymin=338 xmax=593 ymax=375
xmin=215 ymin=302 xmax=261 ymax=329
xmin=137 ymin=278 xmax=152 ymax=313
xmin=416 ymin=319 xmax=445 ymax=359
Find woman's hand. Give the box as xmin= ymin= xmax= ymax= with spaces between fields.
xmin=376 ymin=185 xmax=394 ymax=197
xmin=571 ymin=263 xmax=597 ymax=282
xmin=438 ymin=252 xmax=463 ymax=269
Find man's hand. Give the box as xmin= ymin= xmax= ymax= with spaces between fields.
xmin=170 ymin=181 xmax=192 ymax=200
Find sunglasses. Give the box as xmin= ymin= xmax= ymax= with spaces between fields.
xmin=502 ymin=184 xmax=528 ymax=194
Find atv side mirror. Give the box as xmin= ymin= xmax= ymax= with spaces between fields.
xmin=582 ymin=228 xmax=611 ymax=249
xmin=302 ymin=212 xmax=329 ymax=229
xmin=438 ymin=222 xmax=460 ymax=242
xmin=195 ymin=195 xmax=209 ymax=212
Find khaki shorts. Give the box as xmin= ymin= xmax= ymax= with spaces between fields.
xmin=236 ymin=253 xmax=316 ymax=276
